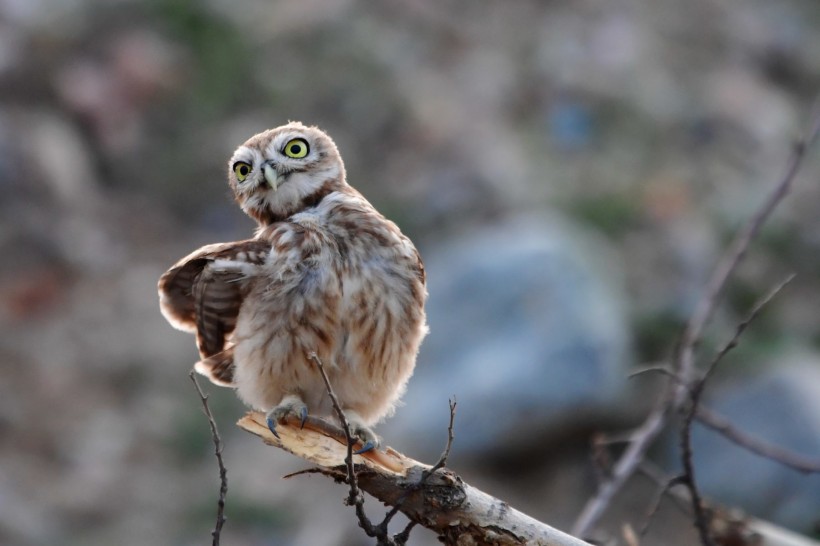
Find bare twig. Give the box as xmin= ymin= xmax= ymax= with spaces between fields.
xmin=636 ymin=461 xmax=819 ymax=546
xmin=638 ymin=458 xmax=820 ymax=546
xmin=393 ymin=520 xmax=418 ymax=544
xmin=307 ymin=352 xmax=383 ymax=541
xmin=637 ymin=461 xmax=693 ymax=517
xmin=701 ymin=273 xmax=795 ymax=387
xmin=310 ymin=348 xmax=459 ymax=545
xmin=679 ymin=391 xmax=715 ymax=546
xmin=282 ymin=468 xmax=326 ymax=479
xmin=435 ymin=398 xmax=457 ymax=470
xmin=572 ymin=400 xmax=669 ymax=537
xmin=678 ymin=274 xmax=795 ymax=545
xmin=380 ymin=398 xmax=457 ymax=533
xmin=639 ymin=475 xmax=687 ymax=537
xmin=678 ymin=103 xmax=820 ymax=389
xmin=189 ymin=371 xmax=228 ymax=546
xmin=572 ymin=100 xmax=820 ymax=538
xmin=628 ymin=365 xmax=692 ymax=393
xmin=628 ymin=365 xmax=678 ymax=381
xmin=696 ymin=406 xmax=820 ymax=474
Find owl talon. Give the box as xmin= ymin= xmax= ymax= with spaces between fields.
xmin=265 ymin=395 xmax=308 ymax=439
xmin=266 ymin=417 xmax=281 ymax=439
xmin=354 ymin=441 xmax=375 ymax=455
xmin=344 ymin=410 xmax=381 ymax=453
xmin=299 ymin=406 xmax=308 ymax=429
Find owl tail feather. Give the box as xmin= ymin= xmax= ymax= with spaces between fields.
xmin=194 ymin=349 xmax=236 ymax=387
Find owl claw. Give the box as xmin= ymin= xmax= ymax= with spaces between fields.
xmin=266 ymin=416 xmax=281 ymax=439
xmin=299 ymin=406 xmax=308 ymax=429
xmin=265 ymin=395 xmax=308 ymax=439
xmin=344 ymin=410 xmax=381 ymax=453
xmin=354 ymin=441 xmax=375 ymax=455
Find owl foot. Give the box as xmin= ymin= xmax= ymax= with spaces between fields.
xmin=266 ymin=395 xmax=308 ymax=439
xmin=345 ymin=410 xmax=381 ymax=454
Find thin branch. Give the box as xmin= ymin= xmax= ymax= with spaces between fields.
xmin=572 ymin=99 xmax=820 ymax=538
xmin=380 ymin=398 xmax=457 ymax=534
xmin=637 ymin=462 xmax=693 ymax=517
xmin=282 ymin=468 xmax=326 ymax=479
xmin=189 ymin=371 xmax=228 ymax=546
xmin=638 ymin=474 xmax=688 ymax=537
xmin=435 ymin=397 xmax=457 ymax=470
xmin=678 ymin=274 xmax=795 ymax=545
xmin=677 ymin=102 xmax=820 ymax=389
xmin=308 ymin=352 xmax=463 ymax=545
xmin=628 ymin=365 xmax=692 ymax=393
xmin=393 ymin=520 xmax=418 ymax=545
xmin=307 ymin=352 xmax=383 ymax=541
xmin=636 ymin=460 xmax=819 ymax=546
xmin=679 ymin=386 xmax=715 ymax=546
xmin=572 ymin=398 xmax=669 ymax=537
xmin=696 ymin=406 xmax=820 ymax=474
xmin=701 ymin=273 xmax=795 ymax=387
xmin=628 ymin=365 xmax=678 ymax=381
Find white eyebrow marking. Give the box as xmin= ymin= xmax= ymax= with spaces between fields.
xmin=268 ymin=131 xmax=311 ymax=158
xmin=229 ymin=146 xmax=258 ymax=166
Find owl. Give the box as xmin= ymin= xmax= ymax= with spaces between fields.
xmin=158 ymin=122 xmax=427 ymax=451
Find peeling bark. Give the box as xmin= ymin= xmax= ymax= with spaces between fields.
xmin=237 ymin=411 xmax=590 ymax=546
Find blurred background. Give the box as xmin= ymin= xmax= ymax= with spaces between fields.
xmin=2 ymin=0 xmax=820 ymax=544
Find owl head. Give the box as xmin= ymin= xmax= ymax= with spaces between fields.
xmin=227 ymin=122 xmax=347 ymax=225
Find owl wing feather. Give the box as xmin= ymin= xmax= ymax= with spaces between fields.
xmin=158 ymin=239 xmax=271 ymax=386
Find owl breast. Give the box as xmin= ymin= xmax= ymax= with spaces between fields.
xmin=231 ymin=196 xmax=427 ymax=426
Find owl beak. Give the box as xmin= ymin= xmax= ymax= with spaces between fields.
xmin=262 ymin=161 xmax=279 ymax=191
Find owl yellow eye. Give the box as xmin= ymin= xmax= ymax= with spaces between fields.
xmin=233 ymin=161 xmax=252 ymax=181
xmin=283 ymin=138 xmax=309 ymax=159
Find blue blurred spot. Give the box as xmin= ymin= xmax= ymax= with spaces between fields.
xmin=548 ymin=100 xmax=593 ymax=149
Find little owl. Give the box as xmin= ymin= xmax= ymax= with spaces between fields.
xmin=158 ymin=122 xmax=428 ymax=451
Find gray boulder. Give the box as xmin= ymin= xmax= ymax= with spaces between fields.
xmin=391 ymin=215 xmax=631 ymax=456
xmin=692 ymin=357 xmax=820 ymax=532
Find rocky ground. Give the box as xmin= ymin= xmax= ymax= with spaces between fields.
xmin=1 ymin=1 xmax=820 ymax=544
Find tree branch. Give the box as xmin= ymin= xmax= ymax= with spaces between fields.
xmin=237 ymin=411 xmax=591 ymax=546
xmin=695 ymin=406 xmax=820 ymax=474
xmin=677 ymin=103 xmax=820 ymax=389
xmin=700 ymin=273 xmax=795 ymax=388
xmin=679 ymin=383 xmax=715 ymax=546
xmin=189 ymin=371 xmax=228 ymax=546
xmin=378 ymin=397 xmax=457 ymax=537
xmin=638 ymin=462 xmax=820 ymax=546
xmin=639 ymin=474 xmax=688 ymax=537
xmin=677 ymin=273 xmax=796 ymax=545
xmin=572 ymin=100 xmax=820 ymax=539
xmin=308 ymin=351 xmax=397 ymax=544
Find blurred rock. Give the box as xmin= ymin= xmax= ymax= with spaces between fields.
xmin=18 ymin=110 xmax=99 ymax=211
xmin=393 ymin=215 xmax=631 ymax=457
xmin=691 ymin=357 xmax=820 ymax=532
xmin=55 ymin=29 xmax=185 ymax=156
xmin=0 ymin=236 xmax=69 ymax=320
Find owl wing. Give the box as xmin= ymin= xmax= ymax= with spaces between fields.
xmin=158 ymin=239 xmax=271 ymax=385
xmin=159 ymin=240 xmax=270 ymax=333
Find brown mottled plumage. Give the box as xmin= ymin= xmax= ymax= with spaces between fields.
xmin=158 ymin=122 xmax=428 ymax=448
